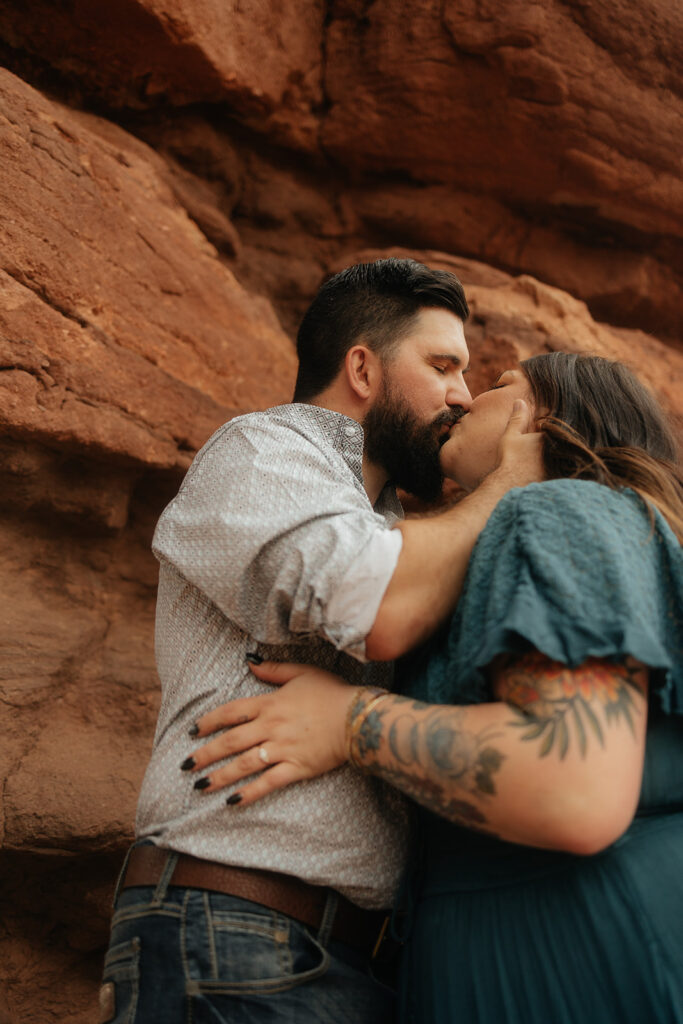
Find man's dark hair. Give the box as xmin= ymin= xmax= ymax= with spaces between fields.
xmin=293 ymin=258 xmax=469 ymax=402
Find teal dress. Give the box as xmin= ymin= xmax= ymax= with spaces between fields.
xmin=397 ymin=479 xmax=683 ymax=1024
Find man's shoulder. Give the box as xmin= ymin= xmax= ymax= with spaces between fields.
xmin=206 ymin=404 xmax=296 ymax=441
xmin=186 ymin=405 xmax=311 ymax=465
xmin=176 ymin=403 xmax=363 ymax=502
xmin=200 ymin=404 xmax=347 ymax=453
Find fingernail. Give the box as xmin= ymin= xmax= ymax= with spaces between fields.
xmin=188 ymin=723 xmax=199 ymax=737
xmin=180 ymin=757 xmax=195 ymax=772
xmin=226 ymin=792 xmax=243 ymax=805
xmin=193 ymin=777 xmax=210 ymax=791
xmin=246 ymin=653 xmax=263 ymax=665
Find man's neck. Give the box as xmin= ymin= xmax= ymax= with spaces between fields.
xmin=362 ymin=454 xmax=390 ymax=506
xmin=305 ymin=393 xmax=389 ymax=505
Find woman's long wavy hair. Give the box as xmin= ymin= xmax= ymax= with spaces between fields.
xmin=521 ymin=352 xmax=683 ymax=542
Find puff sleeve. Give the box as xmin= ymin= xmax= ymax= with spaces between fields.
xmin=415 ymin=479 xmax=683 ymax=715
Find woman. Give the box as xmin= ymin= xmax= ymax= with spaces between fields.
xmin=187 ymin=353 xmax=683 ymax=1023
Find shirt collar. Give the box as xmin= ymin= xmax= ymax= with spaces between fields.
xmin=271 ymin=403 xmax=403 ymax=520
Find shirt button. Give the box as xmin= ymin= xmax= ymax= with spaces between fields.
xmin=344 ymin=425 xmax=357 ymax=436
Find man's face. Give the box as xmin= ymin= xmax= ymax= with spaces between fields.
xmin=363 ymin=307 xmax=472 ymax=501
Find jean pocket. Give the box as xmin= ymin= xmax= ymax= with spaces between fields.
xmin=185 ymin=897 xmax=330 ymax=998
xmin=100 ymin=937 xmax=141 ymax=1024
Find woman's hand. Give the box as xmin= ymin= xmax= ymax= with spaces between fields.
xmin=182 ymin=661 xmax=357 ymax=807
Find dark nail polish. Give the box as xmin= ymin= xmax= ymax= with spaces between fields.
xmin=246 ymin=653 xmax=263 ymax=665
xmin=193 ymin=777 xmax=210 ymax=791
xmin=226 ymin=792 xmax=243 ymax=805
xmin=188 ymin=723 xmax=199 ymax=737
xmin=180 ymin=757 xmax=195 ymax=772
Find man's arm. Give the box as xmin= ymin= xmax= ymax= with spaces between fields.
xmin=365 ymin=401 xmax=543 ymax=660
xmin=153 ymin=415 xmax=402 ymax=654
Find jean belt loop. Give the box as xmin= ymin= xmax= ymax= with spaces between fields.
xmin=112 ymin=842 xmax=138 ymax=909
xmin=317 ymin=889 xmax=339 ymax=948
xmin=151 ymin=850 xmax=180 ymax=907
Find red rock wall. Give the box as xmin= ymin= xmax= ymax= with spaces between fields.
xmin=0 ymin=3 xmax=681 ymax=1020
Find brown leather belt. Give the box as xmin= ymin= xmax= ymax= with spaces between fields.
xmin=121 ymin=844 xmax=389 ymax=958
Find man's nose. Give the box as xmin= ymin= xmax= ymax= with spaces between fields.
xmin=446 ymin=379 xmax=472 ymax=411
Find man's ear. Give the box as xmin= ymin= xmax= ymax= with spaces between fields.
xmin=344 ymin=345 xmax=383 ymax=400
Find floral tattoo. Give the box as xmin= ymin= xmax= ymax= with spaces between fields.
xmin=349 ymin=694 xmax=504 ymax=830
xmin=498 ymin=654 xmax=646 ymax=759
xmin=347 ymin=655 xmax=646 ymax=830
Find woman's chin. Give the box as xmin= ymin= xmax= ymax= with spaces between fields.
xmin=441 ymin=464 xmax=473 ymax=492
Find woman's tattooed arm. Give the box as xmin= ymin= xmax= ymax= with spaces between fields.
xmin=495 ymin=653 xmax=647 ymax=759
xmin=349 ymin=655 xmax=649 ymax=850
xmin=353 ymin=695 xmax=505 ymax=830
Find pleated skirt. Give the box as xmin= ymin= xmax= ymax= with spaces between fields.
xmin=399 ymin=813 xmax=683 ymax=1024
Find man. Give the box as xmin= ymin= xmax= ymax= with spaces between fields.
xmin=100 ymin=258 xmax=541 ymax=1023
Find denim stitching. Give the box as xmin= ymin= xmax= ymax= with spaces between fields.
xmin=185 ymin=962 xmax=331 ymax=998
xmin=209 ymin=907 xmax=291 ymax=927
xmin=104 ymin=937 xmax=140 ymax=970
xmin=211 ymin=919 xmax=286 ymax=940
xmin=152 ymin=850 xmax=179 ymax=906
xmin=272 ymin=912 xmax=292 ymax=977
xmin=112 ymin=844 xmax=136 ymax=910
xmin=184 ymin=929 xmax=332 ymax=996
xmin=102 ymin=936 xmax=140 ymax=1024
xmin=317 ymin=890 xmax=338 ymax=947
xmin=113 ymin=905 xmax=182 ymax=926
xmin=203 ymin=891 xmax=219 ymax=980
xmin=180 ymin=889 xmax=192 ymax=989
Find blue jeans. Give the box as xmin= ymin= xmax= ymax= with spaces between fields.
xmin=100 ymin=850 xmax=395 ymax=1024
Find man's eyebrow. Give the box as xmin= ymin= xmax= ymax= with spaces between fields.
xmin=430 ymin=352 xmax=470 ymax=372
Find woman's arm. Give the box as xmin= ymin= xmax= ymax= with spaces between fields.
xmin=348 ymin=653 xmax=648 ymax=853
xmin=188 ymin=654 xmax=648 ymax=854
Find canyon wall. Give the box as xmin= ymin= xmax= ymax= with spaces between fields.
xmin=0 ymin=2 xmax=681 ymax=1020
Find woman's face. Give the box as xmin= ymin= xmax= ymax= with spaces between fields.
xmin=439 ymin=368 xmax=536 ymax=490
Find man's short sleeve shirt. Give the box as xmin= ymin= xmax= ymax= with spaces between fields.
xmin=136 ymin=404 xmax=410 ymax=909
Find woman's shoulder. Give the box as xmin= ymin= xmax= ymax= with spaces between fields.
xmin=484 ymin=478 xmax=665 ymax=552
xmin=493 ymin=477 xmax=648 ymax=519
xmin=438 ymin=477 xmax=682 ymax=712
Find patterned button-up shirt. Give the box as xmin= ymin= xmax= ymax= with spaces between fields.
xmin=136 ymin=404 xmax=411 ymax=909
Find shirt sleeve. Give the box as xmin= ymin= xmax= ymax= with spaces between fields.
xmin=421 ymin=479 xmax=683 ymax=715
xmin=151 ymin=416 xmax=400 ymax=658
xmin=325 ymin=527 xmax=403 ymax=660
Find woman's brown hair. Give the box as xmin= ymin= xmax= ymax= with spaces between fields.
xmin=521 ymin=352 xmax=683 ymax=542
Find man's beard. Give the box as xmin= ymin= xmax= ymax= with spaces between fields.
xmin=363 ymin=382 xmax=458 ymax=502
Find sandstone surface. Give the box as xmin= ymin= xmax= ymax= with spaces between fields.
xmin=322 ymin=0 xmax=683 ymax=338
xmin=0 ymin=70 xmax=296 ymax=472
xmin=0 ymin=0 xmax=324 ymax=146
xmin=0 ymin=4 xmax=681 ymax=1022
xmin=0 ymin=66 xmax=296 ymax=1022
xmin=1 ymin=1 xmax=681 ymax=336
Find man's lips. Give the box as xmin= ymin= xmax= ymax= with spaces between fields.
xmin=435 ymin=410 xmax=464 ymax=446
xmin=438 ymin=419 xmax=462 ymax=445
xmin=438 ymin=423 xmax=456 ymax=446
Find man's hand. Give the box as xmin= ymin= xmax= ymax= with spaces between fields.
xmin=494 ymin=399 xmax=545 ymax=487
